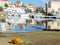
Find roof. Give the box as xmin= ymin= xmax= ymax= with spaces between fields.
xmin=2 ymin=0 xmax=8 ymax=1
xmin=16 ymin=5 xmax=25 ymax=8
xmin=27 ymin=4 xmax=36 ymax=8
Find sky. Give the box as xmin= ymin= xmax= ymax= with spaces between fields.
xmin=9 ymin=0 xmax=50 ymax=6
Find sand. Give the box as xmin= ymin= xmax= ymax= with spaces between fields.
xmin=0 ymin=31 xmax=60 ymax=45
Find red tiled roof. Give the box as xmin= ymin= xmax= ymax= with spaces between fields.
xmin=16 ymin=6 xmax=23 ymax=8
xmin=2 ymin=0 xmax=8 ymax=1
xmin=27 ymin=4 xmax=36 ymax=8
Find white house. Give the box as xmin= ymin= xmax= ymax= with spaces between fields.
xmin=26 ymin=4 xmax=36 ymax=12
xmin=4 ymin=8 xmax=26 ymax=13
xmin=9 ymin=3 xmax=15 ymax=8
xmin=1 ymin=0 xmax=9 ymax=8
xmin=48 ymin=0 xmax=60 ymax=12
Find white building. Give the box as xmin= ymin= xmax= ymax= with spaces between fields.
xmin=1 ymin=0 xmax=9 ymax=8
xmin=3 ymin=0 xmax=26 ymax=13
xmin=48 ymin=0 xmax=60 ymax=12
xmin=4 ymin=8 xmax=26 ymax=13
xmin=9 ymin=3 xmax=15 ymax=8
xmin=26 ymin=4 xmax=36 ymax=12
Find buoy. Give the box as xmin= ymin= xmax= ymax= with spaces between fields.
xmin=12 ymin=38 xmax=24 ymax=44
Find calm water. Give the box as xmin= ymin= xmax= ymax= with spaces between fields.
xmin=12 ymin=26 xmax=46 ymax=32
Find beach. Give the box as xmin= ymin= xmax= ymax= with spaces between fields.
xmin=0 ymin=31 xmax=60 ymax=45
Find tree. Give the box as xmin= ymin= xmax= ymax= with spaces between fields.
xmin=35 ymin=7 xmax=45 ymax=13
xmin=4 ymin=3 xmax=9 ymax=8
xmin=2 ymin=19 xmax=5 ymax=22
xmin=8 ymin=22 xmax=11 ymax=25
xmin=29 ymin=9 xmax=32 ymax=12
xmin=35 ymin=8 xmax=39 ymax=13
xmin=40 ymin=8 xmax=45 ymax=13
xmin=0 ymin=7 xmax=3 ymax=11
xmin=26 ymin=8 xmax=32 ymax=13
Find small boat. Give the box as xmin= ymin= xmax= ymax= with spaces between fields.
xmin=18 ymin=24 xmax=25 ymax=29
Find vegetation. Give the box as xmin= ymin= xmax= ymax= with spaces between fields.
xmin=4 ymin=3 xmax=9 ymax=8
xmin=29 ymin=9 xmax=32 ymax=12
xmin=35 ymin=8 xmax=39 ymax=13
xmin=35 ymin=7 xmax=45 ymax=14
xmin=0 ymin=7 xmax=3 ymax=11
xmin=36 ymin=21 xmax=43 ymax=26
xmin=2 ymin=19 xmax=5 ymax=22
xmin=40 ymin=8 xmax=45 ymax=14
xmin=8 ymin=22 xmax=11 ymax=25
xmin=25 ymin=8 xmax=32 ymax=13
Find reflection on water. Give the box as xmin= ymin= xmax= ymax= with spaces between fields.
xmin=12 ymin=26 xmax=46 ymax=32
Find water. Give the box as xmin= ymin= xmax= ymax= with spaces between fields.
xmin=12 ymin=26 xmax=46 ymax=32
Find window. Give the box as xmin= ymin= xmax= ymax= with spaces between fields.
xmin=12 ymin=14 xmax=14 ymax=16
xmin=31 ymin=15 xmax=34 ymax=19
xmin=18 ymin=15 xmax=20 ymax=17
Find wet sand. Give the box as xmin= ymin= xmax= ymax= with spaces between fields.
xmin=0 ymin=31 xmax=60 ymax=45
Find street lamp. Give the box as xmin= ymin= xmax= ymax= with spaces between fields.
xmin=45 ymin=2 xmax=48 ymax=29
xmin=46 ymin=2 xmax=48 ymax=15
xmin=43 ymin=0 xmax=49 ymax=29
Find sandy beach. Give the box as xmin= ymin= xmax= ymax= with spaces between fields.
xmin=0 ymin=31 xmax=60 ymax=45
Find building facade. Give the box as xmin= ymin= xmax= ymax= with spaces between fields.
xmin=48 ymin=0 xmax=60 ymax=12
xmin=26 ymin=4 xmax=36 ymax=12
